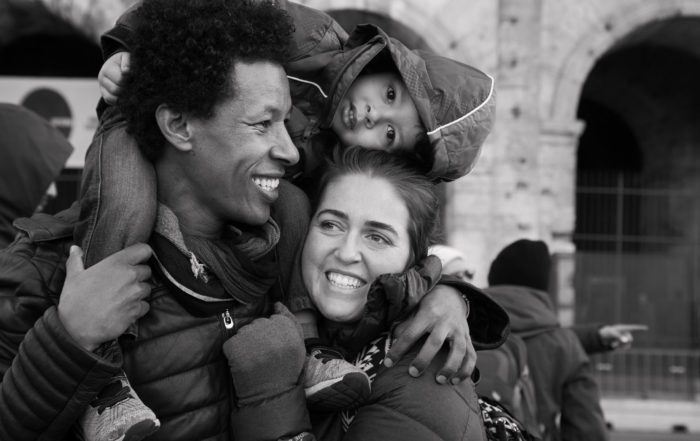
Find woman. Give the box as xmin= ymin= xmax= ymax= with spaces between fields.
xmin=223 ymin=146 xmax=509 ymax=441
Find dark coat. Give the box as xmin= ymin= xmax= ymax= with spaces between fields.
xmin=0 ymin=103 xmax=73 ymax=247
xmin=0 ymin=182 xmax=308 ymax=441
xmin=0 ymin=207 xmax=121 ymax=441
xmin=314 ymin=260 xmax=508 ymax=441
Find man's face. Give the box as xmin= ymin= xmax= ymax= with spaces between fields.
xmin=331 ymin=72 xmax=424 ymax=153
xmin=185 ymin=61 xmax=298 ymax=228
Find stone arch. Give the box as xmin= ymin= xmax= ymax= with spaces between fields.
xmin=549 ymin=0 xmax=700 ymax=121
xmin=302 ymin=0 xmax=457 ymax=60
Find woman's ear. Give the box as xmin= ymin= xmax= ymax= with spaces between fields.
xmin=155 ymin=104 xmax=193 ymax=152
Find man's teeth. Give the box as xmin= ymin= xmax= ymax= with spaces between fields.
xmin=327 ymin=272 xmax=363 ymax=289
xmin=253 ymin=177 xmax=279 ymax=192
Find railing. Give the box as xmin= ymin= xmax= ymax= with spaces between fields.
xmin=592 ymin=348 xmax=700 ymax=401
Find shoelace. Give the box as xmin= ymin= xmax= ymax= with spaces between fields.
xmin=91 ymin=384 xmax=133 ymax=414
xmin=311 ymin=347 xmax=345 ymax=364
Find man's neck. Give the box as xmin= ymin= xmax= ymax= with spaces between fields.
xmin=155 ymin=160 xmax=223 ymax=239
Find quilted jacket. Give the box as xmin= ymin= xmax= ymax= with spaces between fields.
xmin=0 ymin=179 xmax=309 ymax=441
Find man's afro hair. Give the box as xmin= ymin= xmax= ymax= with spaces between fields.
xmin=118 ymin=0 xmax=294 ymax=161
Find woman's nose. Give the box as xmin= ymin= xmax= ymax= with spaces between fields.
xmin=335 ymin=236 xmax=361 ymax=262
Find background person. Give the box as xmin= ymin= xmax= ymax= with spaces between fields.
xmin=485 ymin=239 xmax=609 ymax=441
xmin=0 ymin=102 xmax=73 ymax=247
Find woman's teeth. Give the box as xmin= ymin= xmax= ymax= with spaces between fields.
xmin=253 ymin=177 xmax=279 ymax=192
xmin=327 ymin=272 xmax=363 ymax=289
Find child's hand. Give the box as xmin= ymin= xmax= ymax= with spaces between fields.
xmin=99 ymin=51 xmax=130 ymax=104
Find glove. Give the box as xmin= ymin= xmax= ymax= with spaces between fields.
xmin=223 ymin=302 xmax=310 ymax=441
xmin=223 ymin=302 xmax=305 ymax=406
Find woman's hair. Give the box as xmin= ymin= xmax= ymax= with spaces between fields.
xmin=313 ymin=146 xmax=441 ymax=266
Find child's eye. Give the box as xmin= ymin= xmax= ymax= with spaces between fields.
xmin=386 ymin=125 xmax=396 ymax=142
xmin=386 ymin=86 xmax=396 ymax=101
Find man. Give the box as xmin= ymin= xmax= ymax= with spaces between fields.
xmin=485 ymin=239 xmax=609 ymax=441
xmin=0 ymin=1 xmax=485 ymax=440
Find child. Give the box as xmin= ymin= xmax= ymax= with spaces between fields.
xmin=77 ymin=1 xmax=495 ymax=439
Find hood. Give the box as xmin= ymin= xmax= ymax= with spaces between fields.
xmin=488 ymin=239 xmax=551 ymax=291
xmin=320 ymin=24 xmax=495 ymax=182
xmin=483 ymin=285 xmax=559 ymax=336
xmin=0 ymin=103 xmax=73 ymax=246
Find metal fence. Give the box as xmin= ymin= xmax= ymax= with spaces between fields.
xmin=575 ymin=170 xmax=700 ymax=401
xmin=592 ymin=348 xmax=700 ymax=401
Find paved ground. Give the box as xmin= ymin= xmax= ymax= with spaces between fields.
xmin=610 ymin=430 xmax=698 ymax=441
xmin=602 ymin=398 xmax=700 ymax=434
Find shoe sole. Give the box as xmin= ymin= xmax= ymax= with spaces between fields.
xmin=117 ymin=420 xmax=160 ymax=441
xmin=306 ymin=372 xmax=371 ymax=412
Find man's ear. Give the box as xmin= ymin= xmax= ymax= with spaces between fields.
xmin=155 ymin=104 xmax=193 ymax=152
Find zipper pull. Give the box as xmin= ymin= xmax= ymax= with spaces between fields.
xmin=222 ymin=309 xmax=234 ymax=330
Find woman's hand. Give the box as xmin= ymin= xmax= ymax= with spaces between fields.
xmin=99 ymin=51 xmax=130 ymax=104
xmin=384 ymin=284 xmax=476 ymax=385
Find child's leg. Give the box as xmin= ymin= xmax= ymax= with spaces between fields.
xmin=74 ymin=107 xmax=159 ymax=440
xmin=293 ymin=308 xmax=371 ymax=412
xmin=79 ymin=342 xmax=159 ymax=441
xmin=79 ymin=371 xmax=160 ymax=441
xmin=74 ymin=105 xmax=157 ymax=267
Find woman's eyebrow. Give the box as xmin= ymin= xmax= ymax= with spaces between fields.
xmin=316 ymin=208 xmax=348 ymax=220
xmin=365 ymin=220 xmax=399 ymax=236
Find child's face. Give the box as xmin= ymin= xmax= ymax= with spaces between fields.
xmin=331 ymin=72 xmax=424 ymax=152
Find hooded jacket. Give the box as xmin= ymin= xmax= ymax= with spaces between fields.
xmin=0 ymin=103 xmax=73 ymax=247
xmin=100 ymin=0 xmax=495 ymax=182
xmin=486 ymin=239 xmax=608 ymax=441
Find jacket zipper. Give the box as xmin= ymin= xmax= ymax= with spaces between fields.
xmin=221 ymin=309 xmax=236 ymax=338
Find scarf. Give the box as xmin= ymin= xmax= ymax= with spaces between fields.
xmin=155 ymin=204 xmax=280 ymax=305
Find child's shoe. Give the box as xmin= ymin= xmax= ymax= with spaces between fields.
xmin=304 ymin=346 xmax=371 ymax=412
xmin=79 ymin=371 xmax=160 ymax=441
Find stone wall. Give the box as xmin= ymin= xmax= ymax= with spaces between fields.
xmin=6 ymin=0 xmax=699 ymax=314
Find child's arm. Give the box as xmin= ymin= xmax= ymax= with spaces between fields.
xmin=96 ymin=0 xmax=349 ymax=103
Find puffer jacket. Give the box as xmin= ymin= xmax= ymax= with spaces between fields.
xmin=313 ymin=259 xmax=509 ymax=441
xmin=0 ymin=207 xmax=122 ymax=441
xmin=483 ymin=285 xmax=609 ymax=441
xmin=0 ymin=180 xmax=310 ymax=441
xmin=100 ymin=0 xmax=494 ymax=183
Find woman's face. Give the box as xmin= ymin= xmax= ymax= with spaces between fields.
xmin=302 ymin=173 xmax=412 ymax=323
